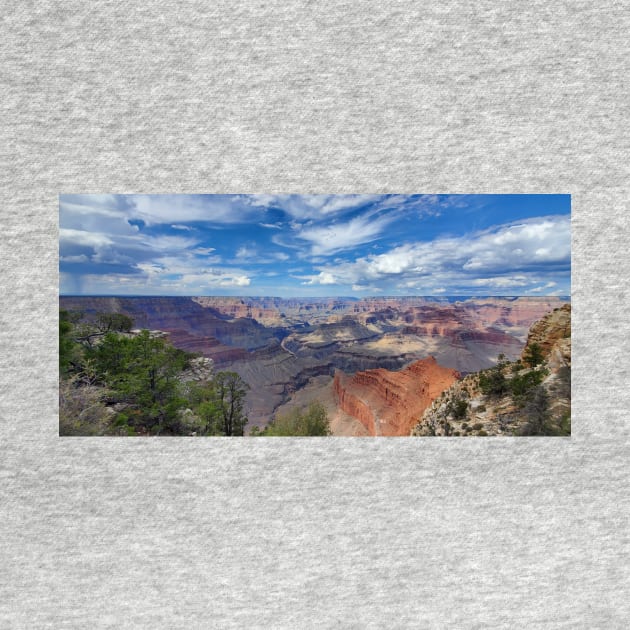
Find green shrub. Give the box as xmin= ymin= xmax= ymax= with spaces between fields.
xmin=478 ymin=367 xmax=507 ymax=396
xmin=448 ymin=397 xmax=468 ymax=420
xmin=263 ymin=402 xmax=330 ymax=436
xmin=523 ymin=342 xmax=544 ymax=368
xmin=477 ymin=430 xmax=488 ymax=436
xmin=114 ymin=413 xmax=129 ymax=427
xmin=509 ymin=368 xmax=548 ymax=401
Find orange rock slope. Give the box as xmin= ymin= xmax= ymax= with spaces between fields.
xmin=333 ymin=357 xmax=459 ymax=436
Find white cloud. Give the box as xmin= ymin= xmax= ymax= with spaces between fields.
xmin=298 ymin=216 xmax=570 ymax=294
xmin=318 ymin=195 xmax=383 ymax=215
xmin=224 ymin=275 xmax=250 ymax=287
xmin=230 ymin=246 xmax=291 ymax=265
xmin=302 ymin=271 xmax=337 ymax=285
xmin=527 ymin=281 xmax=558 ymax=293
xmin=130 ymin=194 xmax=260 ymax=225
xmin=59 ymin=228 xmax=113 ymax=248
xmin=180 ymin=270 xmax=251 ymax=288
xmin=235 ymin=246 xmax=257 ymax=259
xmin=471 ymin=275 xmax=530 ymax=288
xmin=59 ymin=254 xmax=89 ymax=263
xmin=135 ymin=263 xmax=165 ymax=276
xmin=462 ymin=220 xmax=569 ymax=272
xmin=246 ymin=194 xmax=382 ymax=220
xmin=352 ymin=284 xmax=382 ymax=292
xmin=295 ymin=213 xmax=396 ymax=256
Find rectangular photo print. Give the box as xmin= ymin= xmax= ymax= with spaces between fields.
xmin=59 ymin=194 xmax=571 ymax=437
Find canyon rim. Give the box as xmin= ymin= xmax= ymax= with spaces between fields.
xmin=59 ymin=194 xmax=571 ymax=436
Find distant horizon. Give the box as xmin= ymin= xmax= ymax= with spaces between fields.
xmin=59 ymin=294 xmax=571 ymax=300
xmin=60 ymin=194 xmax=571 ymax=298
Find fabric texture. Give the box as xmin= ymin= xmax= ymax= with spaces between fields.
xmin=1 ymin=2 xmax=628 ymax=627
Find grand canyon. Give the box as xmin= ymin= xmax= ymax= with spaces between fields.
xmin=59 ymin=295 xmax=569 ymax=436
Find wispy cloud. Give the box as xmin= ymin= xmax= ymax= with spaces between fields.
xmin=246 ymin=194 xmax=383 ymax=220
xmin=294 ymin=212 xmax=397 ymax=256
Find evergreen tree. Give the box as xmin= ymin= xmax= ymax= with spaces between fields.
xmin=523 ymin=342 xmax=544 ymax=368
xmin=210 ymin=371 xmax=249 ymax=436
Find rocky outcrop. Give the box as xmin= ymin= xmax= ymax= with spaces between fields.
xmin=521 ymin=304 xmax=571 ymax=365
xmin=412 ymin=304 xmax=571 ymax=437
xmin=334 ymin=357 xmax=459 ymax=436
xmin=178 ymin=357 xmax=214 ymax=382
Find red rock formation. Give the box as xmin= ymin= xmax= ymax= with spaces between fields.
xmin=333 ymin=357 xmax=459 ymax=436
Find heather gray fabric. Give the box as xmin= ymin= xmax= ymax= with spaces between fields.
xmin=1 ymin=2 xmax=629 ymax=628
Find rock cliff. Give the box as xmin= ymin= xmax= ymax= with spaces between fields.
xmin=412 ymin=304 xmax=571 ymax=436
xmin=333 ymin=357 xmax=459 ymax=436
xmin=521 ymin=304 xmax=571 ymax=365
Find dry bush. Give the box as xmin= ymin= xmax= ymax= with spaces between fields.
xmin=59 ymin=377 xmax=115 ymax=436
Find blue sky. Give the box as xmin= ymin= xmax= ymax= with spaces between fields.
xmin=59 ymin=194 xmax=571 ymax=297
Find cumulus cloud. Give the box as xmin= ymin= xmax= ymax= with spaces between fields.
xmin=179 ymin=271 xmax=251 ymax=288
xmin=298 ymin=216 xmax=570 ymax=294
xmin=303 ymin=271 xmax=337 ymax=285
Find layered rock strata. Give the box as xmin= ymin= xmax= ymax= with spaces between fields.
xmin=333 ymin=357 xmax=459 ymax=436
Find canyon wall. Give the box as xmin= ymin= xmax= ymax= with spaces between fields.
xmin=333 ymin=357 xmax=459 ymax=436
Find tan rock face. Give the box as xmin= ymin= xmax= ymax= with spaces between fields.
xmin=333 ymin=357 xmax=459 ymax=436
xmin=521 ymin=303 xmax=571 ymax=364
